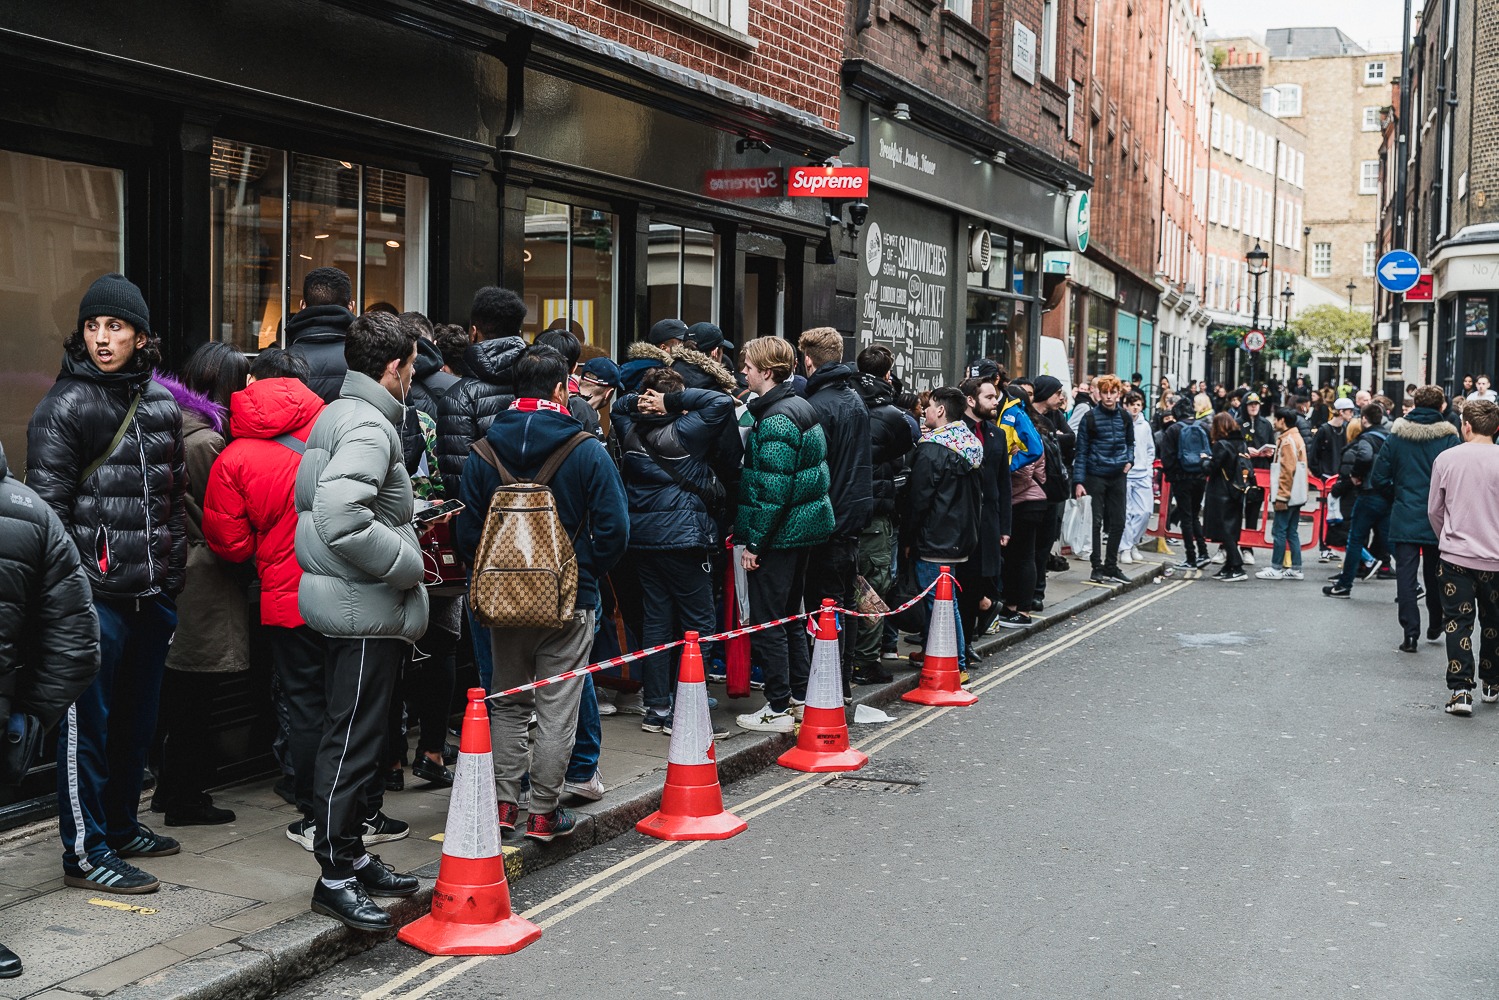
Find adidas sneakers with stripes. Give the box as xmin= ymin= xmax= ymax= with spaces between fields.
xmin=63 ymin=853 xmax=160 ymax=894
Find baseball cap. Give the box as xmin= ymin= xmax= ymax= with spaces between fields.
xmin=1333 ymin=397 xmax=1357 ymax=411
xmin=647 ymin=318 xmax=688 ymax=346
xmin=579 ymin=357 xmax=621 ymax=390
xmin=686 ymin=321 xmax=733 ymax=353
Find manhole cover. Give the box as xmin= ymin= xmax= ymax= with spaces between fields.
xmin=822 ymin=776 xmax=921 ymax=794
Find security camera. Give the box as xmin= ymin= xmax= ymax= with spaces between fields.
xmin=825 ymin=212 xmax=843 ymax=227
xmin=848 ymin=202 xmax=869 ymax=228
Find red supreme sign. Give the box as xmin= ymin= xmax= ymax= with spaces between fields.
xmin=787 ymin=166 xmax=870 ymax=198
xmin=703 ymin=169 xmax=784 ymax=199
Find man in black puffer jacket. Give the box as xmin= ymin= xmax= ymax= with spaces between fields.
xmin=798 ymin=327 xmax=874 ymax=697
xmin=27 ymin=273 xmax=187 ymax=896
xmin=435 ymin=286 xmax=529 ymax=498
xmin=852 ymin=346 xmax=916 ymax=684
xmin=287 ymin=267 xmax=356 ymax=404
xmin=0 ymin=440 xmax=99 ymax=977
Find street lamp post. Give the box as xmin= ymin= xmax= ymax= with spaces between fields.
xmin=1280 ymin=282 xmax=1295 ymax=380
xmin=1345 ymin=281 xmax=1358 ymax=385
xmin=1247 ymin=242 xmax=1269 ymax=389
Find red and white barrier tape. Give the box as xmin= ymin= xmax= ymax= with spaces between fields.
xmin=483 ymin=572 xmax=948 ymax=701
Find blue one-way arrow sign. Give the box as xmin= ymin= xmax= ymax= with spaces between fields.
xmin=1376 ymin=249 xmax=1421 ymax=293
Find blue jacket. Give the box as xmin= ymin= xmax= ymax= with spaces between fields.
xmin=1074 ymin=403 xmax=1135 ymax=480
xmin=1368 ymin=407 xmax=1460 ymax=545
xmin=456 ymin=405 xmax=629 ymax=611
xmin=998 ymin=393 xmax=1043 ymax=472
xmin=612 ymin=389 xmax=734 ymax=551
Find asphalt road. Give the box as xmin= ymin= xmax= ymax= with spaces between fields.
xmin=280 ymin=573 xmax=1499 ymax=999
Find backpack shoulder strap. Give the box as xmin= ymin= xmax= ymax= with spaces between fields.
xmin=533 ymin=431 xmax=595 ymax=487
xmin=271 ymin=433 xmax=306 ymax=455
xmin=79 ymin=390 xmax=142 ymax=486
xmin=469 ymin=438 xmax=517 ymax=486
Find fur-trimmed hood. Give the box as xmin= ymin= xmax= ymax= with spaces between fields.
xmin=154 ymin=369 xmax=225 ymax=435
xmin=670 ymin=345 xmax=737 ymax=393
xmin=627 ymin=341 xmax=673 ymax=365
xmin=1391 ymin=407 xmax=1459 ymax=442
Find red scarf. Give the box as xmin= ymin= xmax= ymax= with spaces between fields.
xmin=509 ymin=398 xmax=567 ymax=414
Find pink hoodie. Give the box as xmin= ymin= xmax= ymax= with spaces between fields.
xmin=1428 ymin=440 xmax=1499 ymax=572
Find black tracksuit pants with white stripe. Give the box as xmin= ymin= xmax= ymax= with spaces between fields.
xmin=312 ymin=637 xmax=405 ymax=880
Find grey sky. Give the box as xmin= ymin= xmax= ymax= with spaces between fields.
xmin=1201 ymin=0 xmax=1415 ymax=54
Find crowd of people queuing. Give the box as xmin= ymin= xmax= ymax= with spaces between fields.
xmin=3 ymin=266 xmax=1498 ymax=963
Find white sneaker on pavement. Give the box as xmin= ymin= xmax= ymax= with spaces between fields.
xmin=563 ymin=771 xmax=606 ymax=802
xmin=788 ymin=697 xmax=806 ymax=722
xmin=614 ymin=691 xmax=646 ymax=715
xmin=1241 ymin=548 xmax=1256 ymax=565
xmin=1211 ymin=549 xmax=1226 ymax=564
xmin=1284 ymin=568 xmax=1304 ymax=580
xmin=1119 ymin=548 xmax=1135 ymax=565
xmin=1255 ymin=567 xmax=1285 ymax=580
xmin=736 ymin=703 xmax=795 ymax=733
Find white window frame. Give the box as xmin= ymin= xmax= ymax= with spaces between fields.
xmin=1244 ymin=125 xmax=1255 ymax=164
xmin=1276 ymin=84 xmax=1302 ymax=117
xmin=1359 ymin=159 xmax=1380 ymax=195
xmin=1211 ymin=109 xmax=1222 ymax=149
xmin=641 ymin=0 xmax=751 ymax=34
xmin=1313 ymin=241 xmax=1333 ymax=277
xmin=1261 ymin=89 xmax=1280 ymax=117
xmin=1293 ymin=203 xmax=1303 ymax=250
xmin=1040 ymin=0 xmax=1059 ymax=80
xmin=1363 ymin=242 xmax=1377 ymax=277
xmin=1234 ymin=120 xmax=1245 ymax=159
xmin=1295 ymin=150 xmax=1305 ymax=188
xmin=1232 ymin=179 xmax=1243 ymax=230
xmin=1362 ymin=106 xmax=1382 ymax=131
xmin=1208 ymin=169 xmax=1219 ymax=223
xmin=1365 ymin=60 xmax=1387 ymax=85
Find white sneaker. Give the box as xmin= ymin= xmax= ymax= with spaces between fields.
xmin=1210 ymin=550 xmax=1226 ymax=564
xmin=788 ymin=697 xmax=806 ymax=722
xmin=1283 ymin=568 xmax=1304 ymax=580
xmin=563 ymin=771 xmax=606 ymax=802
xmin=595 ymin=689 xmax=618 ymax=717
xmin=614 ymin=691 xmax=646 ymax=715
xmin=1318 ymin=549 xmax=1335 ymax=563
xmin=736 ymin=703 xmax=795 ymax=734
xmin=1241 ymin=548 xmax=1256 ymax=565
xmin=1255 ymin=567 xmax=1285 ymax=580
xmin=1119 ymin=548 xmax=1135 ymax=565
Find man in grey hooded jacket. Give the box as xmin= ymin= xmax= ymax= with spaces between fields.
xmin=294 ymin=311 xmax=430 ymax=932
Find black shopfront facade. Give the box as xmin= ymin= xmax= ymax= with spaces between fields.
xmin=0 ymin=0 xmax=847 ymax=826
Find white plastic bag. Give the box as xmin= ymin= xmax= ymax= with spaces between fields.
xmin=1062 ymin=495 xmax=1093 ymax=558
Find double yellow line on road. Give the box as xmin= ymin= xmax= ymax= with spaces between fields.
xmin=362 ymin=578 xmax=1190 ymax=1000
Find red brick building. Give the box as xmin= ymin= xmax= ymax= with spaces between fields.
xmin=839 ymin=0 xmax=1092 ymax=387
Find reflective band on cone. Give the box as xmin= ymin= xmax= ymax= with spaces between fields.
xmin=779 ymin=599 xmax=868 ymax=772
xmin=637 ymin=632 xmax=747 ymax=841
xmin=902 ymin=567 xmax=977 ymax=706
xmin=398 ymin=688 xmax=541 ymax=956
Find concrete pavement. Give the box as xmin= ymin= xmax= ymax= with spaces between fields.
xmin=0 ymin=546 xmax=1168 ymax=999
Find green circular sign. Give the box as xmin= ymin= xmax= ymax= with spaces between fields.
xmin=1067 ymin=190 xmax=1091 ymax=253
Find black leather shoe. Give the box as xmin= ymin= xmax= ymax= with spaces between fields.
xmin=311 ymin=879 xmax=392 ymax=931
xmin=411 ymin=756 xmax=454 ymax=787
xmin=354 ymin=855 xmax=419 ymax=898
xmin=385 ymin=767 xmax=404 ymax=792
xmin=1398 ymin=638 xmax=1419 ymax=653
xmin=165 ymin=800 xmax=236 ymax=826
xmin=442 ymin=742 xmax=458 ymax=765
xmin=0 ymin=942 xmax=20 ymax=979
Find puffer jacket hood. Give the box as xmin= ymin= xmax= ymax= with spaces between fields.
xmin=670 ymin=346 xmax=737 ymax=393
xmin=408 ymin=337 xmax=459 ymax=420
xmin=1172 ymin=395 xmax=1196 ymax=421
xmin=925 ymin=421 xmax=984 ymax=468
xmin=229 ymin=377 xmax=326 ymax=441
xmin=1390 ymin=407 xmax=1460 ymax=442
xmin=0 ymin=441 xmax=99 ymax=729
xmin=204 ymin=378 xmax=326 ymax=629
xmin=1369 ymin=406 xmax=1461 ymax=545
xmin=454 ymin=404 xmax=629 ymax=612
xmin=436 ymin=336 xmax=529 ymax=495
xmin=414 ymin=337 xmax=444 ymax=382
xmin=294 ymin=370 xmax=428 ymax=642
xmin=286 ymin=304 xmax=354 ymax=404
xmin=154 ymin=370 xmax=224 ymax=436
xmin=26 ymin=356 xmax=187 ymax=600
xmin=623 ymin=341 xmax=670 ymax=393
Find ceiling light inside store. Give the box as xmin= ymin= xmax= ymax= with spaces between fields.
xmin=338 ymin=161 xmax=354 ymax=169
xmin=298 ymin=254 xmax=312 ymax=260
xmin=314 ymin=233 xmax=330 ymax=240
xmin=386 ymin=240 xmax=401 ymax=248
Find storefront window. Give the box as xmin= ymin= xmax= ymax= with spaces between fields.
xmin=211 ymin=138 xmax=428 ymax=353
xmin=0 ymin=149 xmax=124 ymax=471
xmin=1086 ymin=294 xmax=1114 ymax=376
xmin=646 ymin=223 xmax=718 ymax=333
xmin=523 ymin=198 xmax=616 ymax=350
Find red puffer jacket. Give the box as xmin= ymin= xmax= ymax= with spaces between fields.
xmin=203 ymin=378 xmax=325 ymax=628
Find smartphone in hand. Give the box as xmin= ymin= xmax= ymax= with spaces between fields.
xmin=413 ymin=498 xmax=464 ymax=525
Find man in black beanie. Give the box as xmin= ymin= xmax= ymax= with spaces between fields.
xmin=27 ymin=273 xmax=187 ymax=894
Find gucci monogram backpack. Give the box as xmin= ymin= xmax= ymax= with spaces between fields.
xmin=467 ymin=432 xmax=592 ymax=629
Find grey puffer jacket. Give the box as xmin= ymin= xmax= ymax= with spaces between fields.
xmin=295 ymin=370 xmax=428 ymax=642
xmin=0 ymin=443 xmax=99 ymax=730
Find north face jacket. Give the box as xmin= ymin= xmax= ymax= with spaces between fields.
xmin=26 ymin=354 xmax=187 ymax=600
xmin=203 ymin=376 xmax=326 ymax=628
xmin=0 ymin=442 xmax=98 ymax=730
xmin=736 ymin=381 xmax=834 ymax=555
xmin=294 ymin=370 xmax=428 ymax=642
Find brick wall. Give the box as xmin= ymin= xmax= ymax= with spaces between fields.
xmin=985 ymin=0 xmax=1086 ymax=168
xmin=1459 ymin=0 xmax=1499 ymax=228
xmin=528 ymin=0 xmax=845 ymax=127
xmin=842 ymin=0 xmax=989 ymax=120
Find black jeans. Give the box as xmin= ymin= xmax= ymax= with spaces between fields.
xmin=408 ymin=608 xmax=458 ymax=757
xmin=635 ymin=548 xmax=717 ymax=711
xmin=1171 ymin=477 xmax=1207 ymax=561
xmin=803 ymin=537 xmax=858 ymax=695
xmin=1215 ymin=497 xmax=1245 ymax=573
xmin=1394 ymin=543 xmax=1443 ymax=642
xmin=1003 ymin=501 xmax=1049 ymax=609
xmin=1438 ymin=560 xmax=1499 ymax=691
xmin=154 ymin=669 xmax=225 ymax=812
xmin=954 ymin=559 xmax=995 ymax=655
xmin=313 ymin=637 xmax=405 ymax=880
xmin=747 ymin=548 xmax=810 ymax=712
xmin=1034 ymin=502 xmax=1063 ymax=603
xmin=1085 ymin=473 xmax=1128 ymax=571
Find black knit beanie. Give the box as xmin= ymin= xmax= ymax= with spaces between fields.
xmin=78 ymin=273 xmax=150 ymax=335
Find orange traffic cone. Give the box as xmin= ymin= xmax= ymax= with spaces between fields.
xmin=902 ymin=566 xmax=977 ymax=707
xmin=779 ymin=599 xmax=868 ymax=772
xmin=398 ymin=688 xmax=541 ymax=955
xmin=636 ymin=632 xmax=748 ymax=841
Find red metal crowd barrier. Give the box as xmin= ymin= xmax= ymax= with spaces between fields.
xmin=1147 ymin=461 xmax=1337 ymax=552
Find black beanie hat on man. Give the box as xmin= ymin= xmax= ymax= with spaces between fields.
xmin=78 ymin=273 xmax=151 ymax=335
